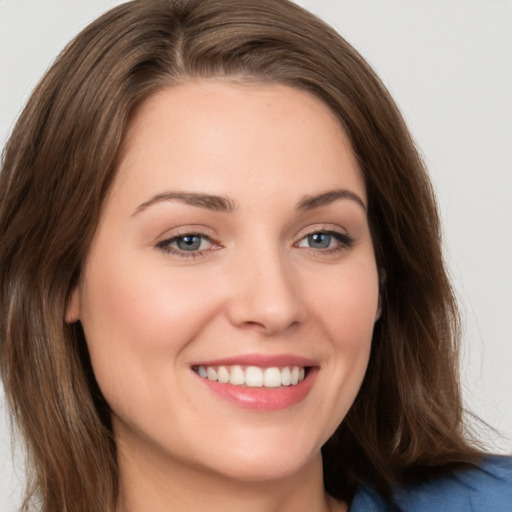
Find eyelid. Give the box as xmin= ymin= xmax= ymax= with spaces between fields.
xmin=153 ymin=223 xmax=354 ymax=259
xmin=158 ymin=233 xmax=211 ymax=248
xmin=155 ymin=226 xmax=221 ymax=258
xmin=295 ymin=223 xmax=350 ymax=240
xmin=294 ymin=225 xmax=355 ymax=252
xmin=154 ymin=224 xmax=216 ymax=241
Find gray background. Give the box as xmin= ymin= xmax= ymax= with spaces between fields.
xmin=1 ymin=0 xmax=511 ymax=509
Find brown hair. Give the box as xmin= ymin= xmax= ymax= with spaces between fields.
xmin=0 ymin=0 xmax=482 ymax=510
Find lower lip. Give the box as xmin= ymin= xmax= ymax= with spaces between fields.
xmin=195 ymin=369 xmax=318 ymax=411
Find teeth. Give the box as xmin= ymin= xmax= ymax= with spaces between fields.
xmin=291 ymin=367 xmax=299 ymax=385
xmin=229 ymin=365 xmax=245 ymax=385
xmin=246 ymin=366 xmax=263 ymax=387
xmin=195 ymin=364 xmax=307 ymax=388
xmin=217 ymin=366 xmax=230 ymax=383
xmin=281 ymin=367 xmax=291 ymax=386
xmin=263 ymin=367 xmax=281 ymax=388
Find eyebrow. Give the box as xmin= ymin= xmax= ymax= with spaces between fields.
xmin=296 ymin=189 xmax=366 ymax=211
xmin=133 ymin=191 xmax=236 ymax=215
xmin=133 ymin=187 xmax=366 ymax=216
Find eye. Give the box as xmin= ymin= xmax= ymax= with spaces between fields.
xmin=174 ymin=234 xmax=208 ymax=251
xmin=301 ymin=232 xmax=333 ymax=249
xmin=156 ymin=233 xmax=214 ymax=256
xmin=296 ymin=230 xmax=353 ymax=252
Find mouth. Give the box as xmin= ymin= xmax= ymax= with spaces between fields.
xmin=190 ymin=355 xmax=318 ymax=411
xmin=192 ymin=364 xmax=308 ymax=388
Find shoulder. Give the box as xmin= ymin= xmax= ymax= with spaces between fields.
xmin=350 ymin=456 xmax=512 ymax=512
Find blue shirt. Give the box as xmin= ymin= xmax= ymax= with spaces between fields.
xmin=350 ymin=456 xmax=512 ymax=511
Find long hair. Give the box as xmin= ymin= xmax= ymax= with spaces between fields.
xmin=0 ymin=0 xmax=482 ymax=510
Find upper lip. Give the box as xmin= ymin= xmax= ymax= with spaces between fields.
xmin=191 ymin=353 xmax=318 ymax=368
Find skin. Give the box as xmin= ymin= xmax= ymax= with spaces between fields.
xmin=67 ymin=81 xmax=380 ymax=512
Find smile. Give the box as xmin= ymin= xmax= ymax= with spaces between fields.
xmin=193 ymin=365 xmax=307 ymax=388
xmin=191 ymin=356 xmax=318 ymax=411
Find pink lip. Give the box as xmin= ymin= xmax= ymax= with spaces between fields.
xmin=192 ymin=353 xmax=317 ymax=368
xmin=190 ymin=354 xmax=319 ymax=411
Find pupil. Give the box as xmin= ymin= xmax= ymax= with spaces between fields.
xmin=309 ymin=233 xmax=330 ymax=249
xmin=177 ymin=235 xmax=201 ymax=251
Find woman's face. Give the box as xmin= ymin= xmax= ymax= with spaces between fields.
xmin=68 ymin=81 xmax=380 ymax=483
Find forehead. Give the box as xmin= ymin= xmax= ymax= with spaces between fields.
xmin=111 ymin=80 xmax=365 ymax=210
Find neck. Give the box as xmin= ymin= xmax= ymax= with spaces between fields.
xmin=115 ymin=439 xmax=346 ymax=512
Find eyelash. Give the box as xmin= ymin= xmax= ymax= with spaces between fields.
xmin=156 ymin=229 xmax=354 ymax=259
xmin=156 ymin=232 xmax=217 ymax=259
xmin=295 ymin=230 xmax=355 ymax=254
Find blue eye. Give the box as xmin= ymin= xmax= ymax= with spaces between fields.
xmin=306 ymin=233 xmax=332 ymax=249
xmin=297 ymin=230 xmax=353 ymax=251
xmin=157 ymin=233 xmax=213 ymax=255
xmin=175 ymin=235 xmax=203 ymax=251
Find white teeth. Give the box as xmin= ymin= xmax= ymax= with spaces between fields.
xmin=195 ymin=364 xmax=307 ymax=388
xmin=217 ymin=366 xmax=230 ymax=383
xmin=229 ymin=365 xmax=245 ymax=385
xmin=246 ymin=366 xmax=263 ymax=387
xmin=281 ymin=367 xmax=291 ymax=386
xmin=263 ymin=367 xmax=282 ymax=388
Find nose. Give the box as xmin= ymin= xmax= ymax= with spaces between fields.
xmin=225 ymin=248 xmax=306 ymax=335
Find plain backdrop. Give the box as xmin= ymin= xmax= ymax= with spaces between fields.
xmin=1 ymin=0 xmax=511 ymax=510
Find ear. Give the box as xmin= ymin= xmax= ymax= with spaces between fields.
xmin=65 ymin=285 xmax=81 ymax=323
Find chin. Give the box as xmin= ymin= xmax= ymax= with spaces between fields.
xmin=194 ymin=435 xmax=322 ymax=483
xmin=207 ymin=457 xmax=314 ymax=484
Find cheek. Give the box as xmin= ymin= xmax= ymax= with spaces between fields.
xmin=308 ymin=258 xmax=378 ymax=415
xmin=78 ymin=252 xmax=223 ymax=400
xmin=82 ymin=254 xmax=214 ymax=341
xmin=313 ymin=257 xmax=380 ymax=342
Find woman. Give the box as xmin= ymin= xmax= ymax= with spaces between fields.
xmin=0 ymin=1 xmax=510 ymax=511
